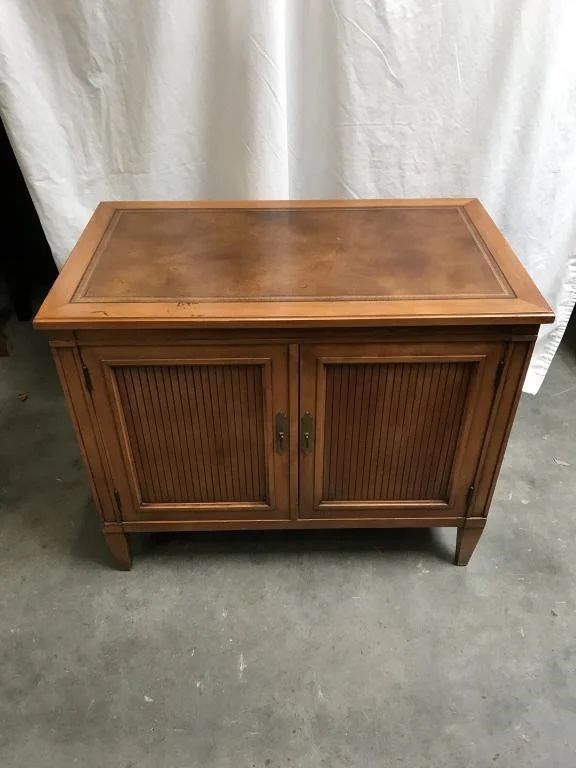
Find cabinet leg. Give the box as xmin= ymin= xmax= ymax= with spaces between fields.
xmin=103 ymin=530 xmax=132 ymax=571
xmin=455 ymin=524 xmax=485 ymax=566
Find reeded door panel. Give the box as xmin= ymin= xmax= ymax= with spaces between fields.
xmin=84 ymin=345 xmax=291 ymax=521
xmin=299 ymin=342 xmax=503 ymax=518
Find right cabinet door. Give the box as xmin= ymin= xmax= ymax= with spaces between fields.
xmin=299 ymin=341 xmax=504 ymax=519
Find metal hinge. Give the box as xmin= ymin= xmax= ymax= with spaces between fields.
xmin=82 ymin=363 xmax=93 ymax=394
xmin=113 ymin=489 xmax=122 ymax=513
xmin=466 ymin=484 xmax=476 ymax=511
xmin=494 ymin=359 xmax=505 ymax=392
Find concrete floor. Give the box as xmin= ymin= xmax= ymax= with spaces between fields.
xmin=1 ymin=312 xmax=575 ymax=768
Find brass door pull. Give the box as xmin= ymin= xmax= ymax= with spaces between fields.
xmin=301 ymin=411 xmax=314 ymax=454
xmin=275 ymin=412 xmax=289 ymax=454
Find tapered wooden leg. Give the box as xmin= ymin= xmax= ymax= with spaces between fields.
xmin=455 ymin=524 xmax=485 ymax=566
xmin=103 ymin=530 xmax=132 ymax=570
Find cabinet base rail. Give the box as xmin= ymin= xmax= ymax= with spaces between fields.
xmin=102 ymin=518 xmax=486 ymax=570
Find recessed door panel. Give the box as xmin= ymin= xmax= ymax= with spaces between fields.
xmin=299 ymin=342 xmax=503 ymax=519
xmin=84 ymin=345 xmax=291 ymax=521
xmin=114 ymin=363 xmax=268 ymax=504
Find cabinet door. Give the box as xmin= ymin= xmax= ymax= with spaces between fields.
xmin=299 ymin=341 xmax=503 ymax=519
xmin=83 ymin=345 xmax=291 ymax=521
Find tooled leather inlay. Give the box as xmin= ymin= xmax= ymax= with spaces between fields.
xmin=73 ymin=207 xmax=514 ymax=303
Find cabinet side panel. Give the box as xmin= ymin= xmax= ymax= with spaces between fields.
xmin=469 ymin=340 xmax=535 ymax=518
xmin=51 ymin=345 xmax=119 ymax=523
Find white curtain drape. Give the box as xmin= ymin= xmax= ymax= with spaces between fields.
xmin=1 ymin=0 xmax=575 ymax=393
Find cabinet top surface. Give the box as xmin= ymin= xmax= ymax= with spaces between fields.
xmin=35 ymin=199 xmax=553 ymax=329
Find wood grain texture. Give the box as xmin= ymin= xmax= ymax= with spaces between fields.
xmin=299 ymin=340 xmax=505 ymax=520
xmin=50 ymin=345 xmax=119 ymax=523
xmin=288 ymin=343 xmax=300 ymax=520
xmin=74 ymin=325 xmax=542 ymax=348
xmin=83 ymin=344 xmax=291 ymax=521
xmin=468 ymin=340 xmax=535 ymax=518
xmin=103 ymin=530 xmax=132 ymax=570
xmin=455 ymin=523 xmax=486 ymax=566
xmin=321 ymin=361 xmax=473 ymax=501
xmin=34 ymin=199 xmax=554 ymax=330
xmin=120 ymin=517 xmax=467 ymax=532
xmin=114 ymin=363 xmax=267 ymax=504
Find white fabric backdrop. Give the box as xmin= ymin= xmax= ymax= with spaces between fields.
xmin=1 ymin=0 xmax=575 ymax=392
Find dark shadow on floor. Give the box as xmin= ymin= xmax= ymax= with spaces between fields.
xmin=70 ymin=492 xmax=455 ymax=571
xmin=141 ymin=526 xmax=455 ymax=565
xmin=72 ymin=497 xmax=456 ymax=568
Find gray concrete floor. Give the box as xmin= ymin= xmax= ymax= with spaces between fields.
xmin=1 ymin=310 xmax=575 ymax=768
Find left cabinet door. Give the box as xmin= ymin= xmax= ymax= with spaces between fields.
xmin=83 ymin=344 xmax=291 ymax=522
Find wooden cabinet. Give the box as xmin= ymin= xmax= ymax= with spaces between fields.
xmin=35 ymin=199 xmax=553 ymax=569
